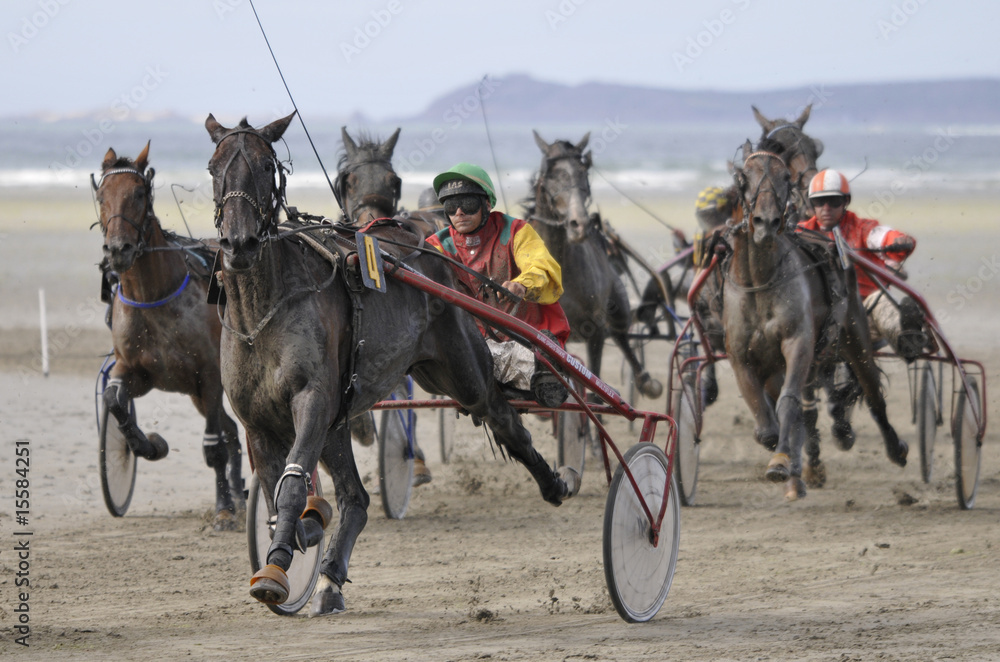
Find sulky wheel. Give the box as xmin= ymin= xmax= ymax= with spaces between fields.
xmin=378 ymin=409 xmax=414 ymax=520
xmin=246 ymin=472 xmax=324 ymax=615
xmin=952 ymin=376 xmax=982 ymax=510
xmin=916 ymin=362 xmax=938 ymax=484
xmin=437 ymin=396 xmax=456 ymax=464
xmin=557 ymin=410 xmax=591 ymax=478
xmin=603 ymin=442 xmax=680 ymax=623
xmin=98 ymin=393 xmax=137 ymax=517
xmin=673 ymin=341 xmax=701 ymax=505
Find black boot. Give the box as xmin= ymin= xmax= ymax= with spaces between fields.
xmin=531 ymin=332 xmax=568 ymax=408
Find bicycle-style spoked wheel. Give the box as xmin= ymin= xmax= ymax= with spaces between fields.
xmin=379 ymin=409 xmax=413 ymax=520
xmin=673 ymin=341 xmax=700 ymax=505
xmin=916 ymin=362 xmax=938 ymax=483
xmin=603 ymin=443 xmax=680 ymax=623
xmin=557 ymin=410 xmax=590 ymax=477
xmin=247 ymin=472 xmax=324 ymax=615
xmin=953 ymin=376 xmax=982 ymax=510
xmin=98 ymin=394 xmax=137 ymax=517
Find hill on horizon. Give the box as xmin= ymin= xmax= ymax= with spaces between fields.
xmin=396 ymin=74 xmax=1000 ymax=127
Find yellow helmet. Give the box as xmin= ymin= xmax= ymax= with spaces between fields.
xmin=695 ymin=186 xmax=729 ymax=214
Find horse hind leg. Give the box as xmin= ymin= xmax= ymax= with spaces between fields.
xmin=194 ymin=393 xmax=244 ymax=531
xmin=103 ymin=378 xmax=169 ymax=461
xmin=311 ymin=425 xmax=369 ymax=617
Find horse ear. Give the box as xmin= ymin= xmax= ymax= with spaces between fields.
xmin=532 ymin=129 xmax=549 ymax=153
xmin=380 ymin=127 xmax=401 ymax=159
xmin=752 ymin=105 xmax=776 ymax=132
xmin=795 ymin=103 xmax=812 ymax=128
xmin=341 ymin=126 xmax=358 ymax=155
xmin=742 ymin=139 xmax=754 ymax=161
xmin=259 ymin=111 xmax=296 ymax=144
xmin=575 ymin=132 xmax=590 ymax=152
xmin=135 ymin=140 xmax=150 ymax=172
xmin=102 ymin=147 xmax=117 ymax=170
xmin=205 ymin=113 xmax=229 ymax=144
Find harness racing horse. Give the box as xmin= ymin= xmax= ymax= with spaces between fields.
xmin=526 ymin=131 xmax=662 ymax=400
xmin=95 ymin=143 xmax=244 ymax=530
xmin=752 ymin=104 xmax=824 ymax=223
xmin=205 ymin=113 xmax=579 ymax=615
xmin=723 ymin=140 xmax=907 ymax=500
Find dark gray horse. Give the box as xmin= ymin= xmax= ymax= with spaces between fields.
xmin=525 ymin=131 xmax=662 ymax=400
xmin=205 ymin=113 xmax=578 ymax=616
xmin=95 ymin=142 xmax=243 ymax=529
xmin=752 ymin=104 xmax=824 ymax=222
xmin=723 ymin=140 xmax=906 ymax=500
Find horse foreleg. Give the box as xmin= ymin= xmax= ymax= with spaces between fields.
xmin=311 ymin=424 xmax=369 ymax=617
xmin=251 ymin=389 xmax=335 ymax=606
xmin=730 ymin=365 xmax=779 ymax=451
xmin=769 ymin=339 xmax=813 ymax=500
xmin=103 ymin=373 xmax=168 ymax=461
xmin=801 ymin=379 xmax=826 ymax=489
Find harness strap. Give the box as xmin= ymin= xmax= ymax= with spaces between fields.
xmin=116 ymin=271 xmax=191 ymax=308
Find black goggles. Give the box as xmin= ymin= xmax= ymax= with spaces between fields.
xmin=812 ymin=196 xmax=846 ymax=208
xmin=443 ymin=194 xmax=483 ymax=217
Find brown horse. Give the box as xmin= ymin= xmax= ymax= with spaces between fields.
xmin=526 ymin=131 xmax=662 ymax=400
xmin=723 ymin=140 xmax=907 ymax=500
xmin=205 ymin=113 xmax=578 ymax=615
xmin=95 ymin=143 xmax=244 ymax=530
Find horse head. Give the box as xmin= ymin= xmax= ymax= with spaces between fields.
xmin=731 ymin=139 xmax=792 ymax=247
xmin=336 ymin=127 xmax=402 ymax=224
xmin=205 ymin=112 xmax=295 ymax=272
xmin=531 ymin=130 xmax=593 ymax=243
xmin=94 ymin=142 xmax=156 ymax=273
xmin=752 ymin=104 xmax=824 ymax=217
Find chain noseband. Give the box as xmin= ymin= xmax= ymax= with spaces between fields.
xmin=212 ymin=129 xmax=286 ymax=240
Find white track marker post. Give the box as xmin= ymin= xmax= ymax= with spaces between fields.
xmin=39 ymin=288 xmax=49 ymax=377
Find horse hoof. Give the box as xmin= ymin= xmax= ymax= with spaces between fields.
xmin=803 ymin=462 xmax=827 ymax=489
xmin=412 ymin=457 xmax=433 ymax=487
xmin=309 ymin=575 xmax=346 ymax=617
xmin=250 ymin=564 xmax=289 ymax=605
xmin=889 ymin=440 xmax=908 ymax=468
xmin=212 ymin=509 xmax=240 ymax=532
xmin=765 ymin=453 xmax=790 ymax=482
xmin=351 ymin=414 xmax=375 ymax=447
xmin=784 ymin=477 xmax=807 ymax=501
xmin=302 ymin=495 xmax=334 ymax=530
xmin=557 ymin=466 xmax=582 ymax=499
xmin=756 ymin=431 xmax=779 ymax=452
xmin=637 ymin=374 xmax=663 ymax=400
xmin=831 ymin=420 xmax=855 ymax=451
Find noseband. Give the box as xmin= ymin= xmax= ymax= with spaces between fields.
xmin=92 ymin=167 xmax=155 ymax=255
xmin=212 ymin=129 xmax=288 ymax=240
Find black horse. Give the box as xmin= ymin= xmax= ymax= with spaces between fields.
xmin=525 ymin=131 xmax=662 ymax=400
xmin=205 ymin=113 xmax=578 ymax=616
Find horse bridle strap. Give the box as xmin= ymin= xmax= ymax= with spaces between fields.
xmin=92 ymin=167 xmax=155 ymax=251
xmin=213 ymin=129 xmax=286 ymax=237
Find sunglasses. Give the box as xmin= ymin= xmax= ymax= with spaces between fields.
xmin=813 ymin=197 xmax=845 ymax=208
xmin=443 ymin=194 xmax=482 ymax=217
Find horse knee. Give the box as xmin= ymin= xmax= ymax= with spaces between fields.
xmin=103 ymin=379 xmax=129 ymax=422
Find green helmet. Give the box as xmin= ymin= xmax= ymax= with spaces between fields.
xmin=433 ymin=163 xmax=497 ymax=210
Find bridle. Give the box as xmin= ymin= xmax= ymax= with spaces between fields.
xmin=91 ymin=166 xmax=156 ymax=255
xmin=334 ymin=156 xmax=401 ymax=224
xmin=763 ymin=124 xmax=819 ymax=210
xmin=531 ymin=149 xmax=592 ymax=227
xmin=737 ymin=150 xmax=792 ymax=230
xmin=212 ymin=128 xmax=289 ymax=240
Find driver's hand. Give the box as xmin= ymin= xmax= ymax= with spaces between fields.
xmin=502 ymin=280 xmax=526 ymax=300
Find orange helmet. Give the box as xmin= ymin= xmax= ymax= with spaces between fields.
xmin=808 ymin=169 xmax=851 ymax=199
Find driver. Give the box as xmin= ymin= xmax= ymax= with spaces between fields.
xmin=797 ymin=169 xmax=929 ymax=360
xmin=427 ymin=163 xmax=570 ymax=408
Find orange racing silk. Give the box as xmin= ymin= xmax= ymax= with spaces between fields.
xmin=427 ymin=211 xmax=571 ymax=344
xmin=797 ymin=210 xmax=916 ymax=298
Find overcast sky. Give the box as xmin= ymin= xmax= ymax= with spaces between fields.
xmin=3 ymin=0 xmax=999 ymax=121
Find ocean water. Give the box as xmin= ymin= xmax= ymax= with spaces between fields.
xmin=3 ymin=116 xmax=1000 ymax=201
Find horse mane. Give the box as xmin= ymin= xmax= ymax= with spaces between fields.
xmin=337 ymin=130 xmax=392 ymax=170
xmin=754 ymin=135 xmax=788 ymax=158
